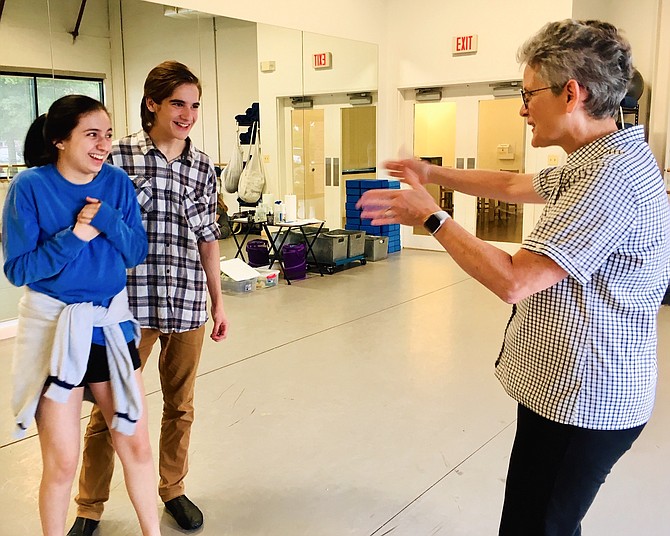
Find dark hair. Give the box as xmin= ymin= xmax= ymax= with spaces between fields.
xmin=140 ymin=60 xmax=202 ymax=132
xmin=23 ymin=95 xmax=108 ymax=167
xmin=517 ymin=20 xmax=633 ymax=119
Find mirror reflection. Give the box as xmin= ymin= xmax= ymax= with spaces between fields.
xmin=0 ymin=0 xmax=379 ymax=323
xmin=410 ymin=89 xmax=525 ymax=245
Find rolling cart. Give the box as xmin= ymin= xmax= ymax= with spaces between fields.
xmin=320 ymin=254 xmax=366 ymax=274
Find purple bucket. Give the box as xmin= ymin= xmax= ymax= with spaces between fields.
xmin=282 ymin=243 xmax=307 ymax=280
xmin=246 ymin=239 xmax=269 ymax=267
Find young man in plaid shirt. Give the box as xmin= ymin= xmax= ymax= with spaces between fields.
xmin=68 ymin=61 xmax=229 ymax=536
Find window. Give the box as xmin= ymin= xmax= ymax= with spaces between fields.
xmin=0 ymin=73 xmax=104 ymax=177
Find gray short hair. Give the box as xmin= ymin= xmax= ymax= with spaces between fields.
xmin=517 ymin=20 xmax=633 ymax=119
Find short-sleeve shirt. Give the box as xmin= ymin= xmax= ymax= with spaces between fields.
xmin=109 ymin=130 xmax=220 ymax=333
xmin=495 ymin=126 xmax=670 ymax=430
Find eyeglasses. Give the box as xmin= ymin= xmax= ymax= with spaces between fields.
xmin=520 ymin=86 xmax=553 ymax=108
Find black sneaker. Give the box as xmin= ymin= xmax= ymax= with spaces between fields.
xmin=164 ymin=495 xmax=204 ymax=530
xmin=67 ymin=517 xmax=100 ymax=536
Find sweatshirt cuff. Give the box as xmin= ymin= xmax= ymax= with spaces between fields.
xmin=90 ymin=202 xmax=121 ymax=235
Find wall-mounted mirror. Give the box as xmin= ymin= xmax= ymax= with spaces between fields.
xmin=281 ymin=31 xmax=377 ymax=225
xmin=0 ymin=0 xmax=378 ymax=324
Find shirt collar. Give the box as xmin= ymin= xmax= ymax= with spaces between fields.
xmin=567 ymin=125 xmax=645 ymax=167
xmin=137 ymin=129 xmax=195 ymax=164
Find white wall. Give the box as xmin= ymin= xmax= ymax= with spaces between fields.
xmin=0 ymin=0 xmax=111 ymax=74
xmin=255 ymin=24 xmax=303 ymax=205
xmin=216 ymin=17 xmax=260 ymax=162
xmin=382 ymin=0 xmax=573 ymax=164
xmin=387 ymin=0 xmax=572 ymax=89
xmin=302 ymin=33 xmax=378 ymax=95
xmin=139 ymin=0 xmax=387 ymax=43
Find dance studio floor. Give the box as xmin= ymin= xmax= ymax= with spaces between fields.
xmin=1 ymin=239 xmax=669 ymax=535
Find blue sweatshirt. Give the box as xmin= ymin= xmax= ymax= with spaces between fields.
xmin=2 ymin=163 xmax=147 ymax=343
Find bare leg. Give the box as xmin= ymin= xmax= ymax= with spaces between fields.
xmin=89 ymin=371 xmax=161 ymax=536
xmin=35 ymin=387 xmax=85 ymax=536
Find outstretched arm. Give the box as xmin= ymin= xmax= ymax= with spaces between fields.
xmin=357 ymin=169 xmax=566 ymax=303
xmin=385 ymin=158 xmax=544 ymax=204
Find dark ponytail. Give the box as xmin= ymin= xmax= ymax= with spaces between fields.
xmin=23 ymin=95 xmax=108 ymax=168
xmin=23 ymin=114 xmax=50 ymax=167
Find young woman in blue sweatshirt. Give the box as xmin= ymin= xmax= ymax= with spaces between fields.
xmin=2 ymin=95 xmax=161 ymax=536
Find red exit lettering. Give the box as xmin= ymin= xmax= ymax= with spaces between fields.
xmin=456 ymin=36 xmax=473 ymax=51
xmin=452 ymin=34 xmax=478 ymax=56
xmin=313 ymin=52 xmax=332 ymax=69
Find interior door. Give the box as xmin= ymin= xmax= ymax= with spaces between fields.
xmin=286 ymin=95 xmax=376 ymax=230
xmin=291 ymin=108 xmax=325 ymax=220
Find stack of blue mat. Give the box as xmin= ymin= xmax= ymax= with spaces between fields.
xmin=344 ymin=179 xmax=401 ymax=254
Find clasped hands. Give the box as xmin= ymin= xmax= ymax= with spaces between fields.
xmin=73 ymin=196 xmax=102 ymax=242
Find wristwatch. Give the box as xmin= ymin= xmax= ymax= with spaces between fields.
xmin=423 ymin=210 xmax=450 ymax=235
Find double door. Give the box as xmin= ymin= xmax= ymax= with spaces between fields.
xmin=284 ymin=94 xmax=376 ymax=230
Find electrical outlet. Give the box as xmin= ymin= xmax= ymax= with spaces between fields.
xmin=263 ymin=154 xmax=270 ymax=164
xmin=548 ymin=154 xmax=559 ymax=166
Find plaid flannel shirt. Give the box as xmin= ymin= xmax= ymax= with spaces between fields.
xmin=109 ymin=130 xmax=220 ymax=333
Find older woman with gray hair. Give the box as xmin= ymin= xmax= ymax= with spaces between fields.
xmin=359 ymin=19 xmax=670 ymax=536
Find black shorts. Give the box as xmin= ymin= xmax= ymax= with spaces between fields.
xmin=46 ymin=341 xmax=142 ymax=388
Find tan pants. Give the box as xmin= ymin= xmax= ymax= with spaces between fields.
xmin=75 ymin=326 xmax=205 ymax=519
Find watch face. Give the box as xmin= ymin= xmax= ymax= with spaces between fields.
xmin=423 ymin=213 xmax=442 ymax=234
xmin=423 ymin=211 xmax=448 ymax=235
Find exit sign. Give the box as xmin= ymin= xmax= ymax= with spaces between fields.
xmin=452 ymin=34 xmax=478 ymax=56
xmin=313 ymin=52 xmax=332 ymax=69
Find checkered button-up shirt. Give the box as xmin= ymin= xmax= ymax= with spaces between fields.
xmin=495 ymin=126 xmax=670 ymax=430
xmin=109 ymin=130 xmax=220 ymax=333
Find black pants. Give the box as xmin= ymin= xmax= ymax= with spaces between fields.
xmin=499 ymin=404 xmax=645 ymax=536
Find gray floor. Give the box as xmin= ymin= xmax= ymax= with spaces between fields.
xmin=1 ymin=239 xmax=669 ymax=535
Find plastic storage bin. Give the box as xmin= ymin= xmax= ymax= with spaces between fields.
xmin=220 ymin=258 xmax=260 ymax=294
xmin=364 ymin=235 xmax=388 ymax=261
xmin=221 ymin=273 xmax=257 ymax=293
xmin=255 ymin=268 xmax=280 ymax=289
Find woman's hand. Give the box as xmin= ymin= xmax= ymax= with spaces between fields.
xmin=384 ymin=158 xmax=432 ymax=185
xmin=73 ymin=197 xmax=102 ymax=242
xmin=356 ymin=168 xmax=441 ymax=226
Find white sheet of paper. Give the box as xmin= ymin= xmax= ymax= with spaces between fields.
xmin=220 ymin=258 xmax=261 ymax=281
